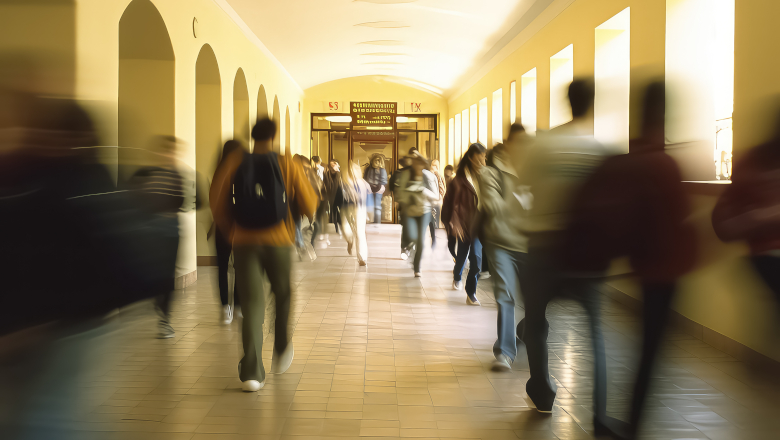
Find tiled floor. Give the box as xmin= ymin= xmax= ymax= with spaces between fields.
xmin=72 ymin=225 xmax=779 ymax=439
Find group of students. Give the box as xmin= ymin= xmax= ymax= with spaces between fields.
xmin=431 ymin=78 xmax=703 ymax=440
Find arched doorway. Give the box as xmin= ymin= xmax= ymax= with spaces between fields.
xmin=233 ymin=69 xmax=250 ymax=147
xmin=195 ymin=44 xmax=221 ymax=260
xmin=272 ymin=95 xmax=281 ymax=153
xmin=285 ymin=106 xmax=291 ymax=155
xmin=257 ymin=84 xmax=268 ymax=119
xmin=118 ymin=0 xmax=175 ymax=182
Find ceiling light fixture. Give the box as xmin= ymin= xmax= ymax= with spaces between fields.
xmin=355 ymin=21 xmax=410 ymax=28
xmin=325 ymin=116 xmax=352 ymax=123
xmin=361 ymin=52 xmax=408 ymax=57
xmin=353 ymin=0 xmax=418 ymax=4
xmin=363 ymin=61 xmax=403 ymax=65
xmin=359 ymin=40 xmax=404 ymax=46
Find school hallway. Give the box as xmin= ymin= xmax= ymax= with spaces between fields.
xmin=68 ymin=225 xmax=780 ymax=440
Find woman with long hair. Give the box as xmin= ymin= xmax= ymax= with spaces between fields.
xmin=442 ymin=142 xmax=487 ymax=305
xmin=364 ymin=153 xmax=388 ymax=224
xmin=396 ymin=151 xmax=440 ymax=277
xmin=336 ymin=161 xmax=371 ymax=265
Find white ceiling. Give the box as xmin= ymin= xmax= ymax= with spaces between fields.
xmin=224 ymin=0 xmax=552 ymax=96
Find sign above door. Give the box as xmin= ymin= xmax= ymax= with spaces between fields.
xmin=350 ymin=102 xmax=397 ymax=129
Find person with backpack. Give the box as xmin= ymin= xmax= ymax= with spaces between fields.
xmin=395 ymin=151 xmax=440 ymax=277
xmin=480 ymin=125 xmax=532 ymax=372
xmin=442 ymin=142 xmax=487 ymax=305
xmin=391 ymin=155 xmax=414 ymax=259
xmin=210 ymin=118 xmax=317 ymax=392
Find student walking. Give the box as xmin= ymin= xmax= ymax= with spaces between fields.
xmin=442 ymin=142 xmax=487 ymax=305
xmin=210 ymin=118 xmax=317 ymax=392
xmin=395 ymin=151 xmax=440 ymax=277
xmin=338 ymin=161 xmax=371 ymax=265
xmin=364 ymin=153 xmax=388 ymax=224
xmin=429 ymin=159 xmax=446 ymax=247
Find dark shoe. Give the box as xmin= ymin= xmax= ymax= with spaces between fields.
xmin=526 ymin=379 xmax=556 ymax=414
xmin=594 ymin=416 xmax=631 ymax=440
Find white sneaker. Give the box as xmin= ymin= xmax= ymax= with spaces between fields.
xmin=480 ymin=271 xmax=491 ymax=280
xmin=466 ymin=293 xmax=481 ymax=306
xmin=241 ymin=380 xmax=264 ymax=392
xmin=271 ymin=342 xmax=294 ymax=374
xmin=222 ymin=305 xmax=233 ymax=324
xmin=491 ymin=354 xmax=512 ymax=372
xmin=157 ymin=321 xmax=175 ymax=339
xmin=452 ymin=280 xmax=463 ymax=290
xmin=400 ymin=250 xmax=409 ymax=261
xmin=414 ymin=272 xmax=422 ymax=277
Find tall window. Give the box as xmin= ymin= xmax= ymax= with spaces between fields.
xmin=455 ymin=113 xmax=462 ymax=162
xmin=550 ymin=44 xmax=574 ymax=128
xmin=448 ymin=118 xmax=455 ymax=165
xmin=595 ymin=8 xmax=630 ymax=150
xmin=666 ymin=0 xmax=734 ymax=180
xmin=510 ymin=81 xmax=517 ymax=124
xmin=470 ymin=104 xmax=478 ymax=144
xmin=492 ymin=89 xmax=503 ymax=145
xmin=521 ymin=68 xmax=537 ymax=135
xmin=461 ymin=109 xmax=469 ymax=154
xmin=478 ymin=98 xmax=488 ymax=145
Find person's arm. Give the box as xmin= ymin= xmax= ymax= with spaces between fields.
xmin=209 ymin=152 xmax=241 ymax=237
xmin=479 ymin=167 xmax=505 ymax=218
xmin=441 ymin=179 xmax=456 ymax=225
xmin=422 ymin=171 xmax=439 ymax=202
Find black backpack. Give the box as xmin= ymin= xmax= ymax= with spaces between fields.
xmin=232 ymin=152 xmax=288 ymax=229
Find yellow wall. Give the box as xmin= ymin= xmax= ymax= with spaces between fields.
xmin=448 ymin=0 xmax=780 ymax=361
xmin=71 ymin=0 xmax=305 ymax=269
xmin=302 ymin=76 xmax=449 ymax=164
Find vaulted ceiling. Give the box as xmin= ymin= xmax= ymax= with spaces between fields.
xmin=224 ymin=0 xmax=554 ymax=96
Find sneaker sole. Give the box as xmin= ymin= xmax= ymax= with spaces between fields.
xmin=524 ymin=396 xmax=553 ymax=414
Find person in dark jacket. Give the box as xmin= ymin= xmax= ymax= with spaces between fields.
xmin=442 ymin=142 xmax=487 ymax=305
xmin=211 ymin=140 xmax=245 ymax=324
xmin=390 ymin=156 xmax=414 ymax=259
xmin=562 ymin=81 xmax=696 ymax=439
xmin=323 ymin=159 xmax=342 ymax=240
xmin=364 ymin=153 xmax=388 ymax=224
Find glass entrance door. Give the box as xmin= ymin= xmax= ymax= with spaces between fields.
xmin=352 ymin=139 xmax=394 ymax=223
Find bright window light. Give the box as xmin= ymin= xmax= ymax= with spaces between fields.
xmin=550 ymin=44 xmax=574 ymax=128
xmin=510 ymin=81 xmax=517 ymax=124
xmin=396 ymin=116 xmax=409 ymax=123
xmin=458 ymin=109 xmax=466 ymax=151
xmin=470 ymin=104 xmax=478 ymax=144
xmin=325 ymin=116 xmax=352 ymax=123
xmin=478 ymin=98 xmax=488 ymax=145
xmin=666 ymin=0 xmax=734 ymax=180
xmin=595 ymin=8 xmax=630 ymax=151
xmin=448 ymin=117 xmax=455 ymax=165
xmin=454 ymin=114 xmax=462 ymax=161
xmin=492 ymin=89 xmax=503 ymax=145
xmin=521 ymin=68 xmax=537 ymax=135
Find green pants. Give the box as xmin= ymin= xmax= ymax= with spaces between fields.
xmin=234 ymin=245 xmax=292 ymax=382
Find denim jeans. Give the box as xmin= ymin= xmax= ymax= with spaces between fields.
xmin=486 ymin=245 xmax=526 ymax=361
xmin=520 ymin=244 xmax=606 ymax=419
xmin=453 ymin=238 xmax=482 ymax=295
xmin=371 ymin=193 xmax=383 ymax=223
xmin=311 ymin=201 xmax=328 ymax=245
xmin=404 ymin=212 xmax=431 ymax=272
xmin=428 ymin=204 xmax=440 ymax=246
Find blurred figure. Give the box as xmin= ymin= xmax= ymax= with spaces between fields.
xmin=443 ymin=142 xmax=487 ymax=304
xmin=212 ymin=140 xmax=245 ymax=324
xmin=395 ymin=151 xmax=440 ymax=276
xmin=338 ymin=161 xmax=372 ymax=265
xmin=130 ymin=135 xmax=192 ymax=339
xmin=310 ymin=155 xmax=328 ymax=246
xmin=0 ymin=54 xmax=178 ymax=439
xmin=364 ymin=153 xmax=388 ymax=224
xmin=713 ymin=104 xmax=780 ymax=310
xmin=297 ymin=155 xmax=321 ymax=261
xmin=429 ymin=159 xmax=446 ymax=247
xmin=444 ymin=164 xmax=457 ymax=260
xmin=516 ymin=79 xmax=619 ymax=433
xmin=390 ymin=155 xmax=414 ymax=260
xmin=480 ymin=125 xmax=532 ymax=372
xmin=563 ymin=81 xmax=696 ymax=439
xmin=324 ymin=159 xmax=342 ymax=240
xmin=210 ymin=118 xmax=317 ymax=392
